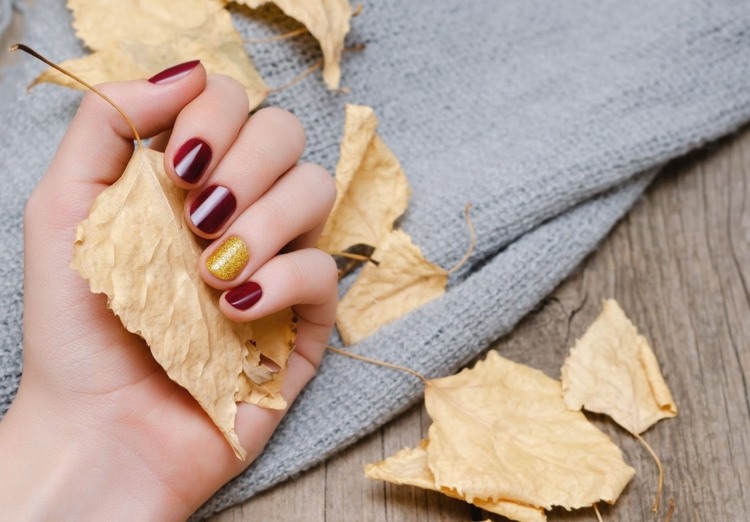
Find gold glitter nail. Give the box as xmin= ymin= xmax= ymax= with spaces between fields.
xmin=206 ymin=236 xmax=249 ymax=281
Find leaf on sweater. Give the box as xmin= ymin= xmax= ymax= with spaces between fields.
xmin=336 ymin=229 xmax=446 ymax=345
xmin=318 ymin=104 xmax=411 ymax=255
xmin=365 ymin=440 xmax=546 ymax=522
xmin=71 ymin=148 xmax=292 ymax=459
xmin=33 ymin=0 xmax=268 ymax=109
xmin=561 ymin=299 xmax=677 ymax=435
xmin=231 ymin=0 xmax=353 ymax=89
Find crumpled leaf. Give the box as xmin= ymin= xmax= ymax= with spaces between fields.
xmin=237 ymin=307 xmax=297 ymax=410
xmin=318 ymin=104 xmax=410 ymax=255
xmin=336 ymin=229 xmax=446 ymax=345
xmin=231 ymin=0 xmax=353 ymax=89
xmin=366 ymin=440 xmax=546 ymax=522
xmin=561 ymin=299 xmax=677 ymax=435
xmin=424 ymin=351 xmax=635 ymax=511
xmin=34 ymin=0 xmax=268 ymax=109
xmin=71 ymin=148 xmax=291 ymax=458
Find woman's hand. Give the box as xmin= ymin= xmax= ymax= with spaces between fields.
xmin=0 ymin=61 xmax=337 ymax=520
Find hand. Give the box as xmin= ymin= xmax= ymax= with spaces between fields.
xmin=0 ymin=62 xmax=337 ymax=520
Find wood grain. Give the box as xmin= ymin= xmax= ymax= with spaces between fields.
xmin=214 ymin=127 xmax=750 ymax=521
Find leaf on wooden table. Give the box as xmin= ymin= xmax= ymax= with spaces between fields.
xmin=336 ymin=229 xmax=446 ymax=345
xmin=425 ymin=351 xmax=635 ymax=511
xmin=33 ymin=0 xmax=268 ymax=109
xmin=318 ymin=104 xmax=410 ymax=255
xmin=232 ymin=0 xmax=353 ymax=89
xmin=561 ymin=299 xmax=677 ymax=435
xmin=366 ymin=440 xmax=547 ymax=522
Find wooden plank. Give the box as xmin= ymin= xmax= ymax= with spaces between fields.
xmin=213 ymin=127 xmax=750 ymax=521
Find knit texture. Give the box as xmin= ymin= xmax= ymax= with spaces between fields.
xmin=1 ymin=0 xmax=749 ymax=518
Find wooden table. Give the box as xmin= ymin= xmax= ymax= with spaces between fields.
xmin=214 ymin=128 xmax=750 ymax=521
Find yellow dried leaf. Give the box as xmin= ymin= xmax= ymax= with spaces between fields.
xmin=366 ymin=440 xmax=546 ymax=522
xmin=237 ymin=307 xmax=297 ymax=410
xmin=232 ymin=0 xmax=352 ymax=89
xmin=318 ymin=104 xmax=410 ymax=254
xmin=336 ymin=229 xmax=446 ymax=345
xmin=425 ymin=351 xmax=635 ymax=510
xmin=34 ymin=0 xmax=268 ymax=109
xmin=561 ymin=299 xmax=677 ymax=435
xmin=72 ymin=148 xmax=294 ymax=458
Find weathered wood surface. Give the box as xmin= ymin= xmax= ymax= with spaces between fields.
xmin=214 ymin=127 xmax=750 ymax=521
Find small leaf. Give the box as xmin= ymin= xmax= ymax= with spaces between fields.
xmin=561 ymin=299 xmax=677 ymax=435
xmin=232 ymin=0 xmax=353 ymax=89
xmin=337 ymin=229 xmax=446 ymax=345
xmin=34 ymin=0 xmax=268 ymax=109
xmin=318 ymin=104 xmax=411 ymax=255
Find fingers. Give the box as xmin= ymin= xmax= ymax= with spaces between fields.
xmin=162 ymin=75 xmax=249 ymax=189
xmin=182 ymin=107 xmax=306 ymax=238
xmin=200 ymin=162 xmax=336 ymax=287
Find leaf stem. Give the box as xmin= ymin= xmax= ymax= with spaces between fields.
xmin=326 ymin=346 xmax=426 ymax=385
xmin=269 ymin=58 xmax=323 ymax=93
xmin=10 ymin=44 xmax=143 ymax=149
xmin=245 ymin=27 xmax=308 ymax=44
xmin=593 ymin=503 xmax=603 ymax=522
xmin=634 ymin=432 xmax=664 ymax=512
xmin=447 ymin=203 xmax=476 ymax=275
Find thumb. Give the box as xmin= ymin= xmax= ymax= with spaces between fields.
xmin=32 ymin=61 xmax=207 ymax=231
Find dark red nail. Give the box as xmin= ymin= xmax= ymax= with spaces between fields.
xmin=174 ymin=138 xmax=211 ymax=184
xmin=226 ymin=282 xmax=263 ymax=311
xmin=148 ymin=60 xmax=200 ymax=84
xmin=190 ymin=185 xmax=237 ymax=234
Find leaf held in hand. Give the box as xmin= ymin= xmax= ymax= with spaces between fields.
xmin=561 ymin=299 xmax=677 ymax=435
xmin=232 ymin=0 xmax=353 ymax=89
xmin=71 ymin=149 xmax=292 ymax=458
xmin=34 ymin=0 xmax=268 ymax=109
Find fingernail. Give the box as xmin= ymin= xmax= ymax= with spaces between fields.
xmin=174 ymin=138 xmax=211 ymax=184
xmin=190 ymin=185 xmax=237 ymax=234
xmin=148 ymin=60 xmax=200 ymax=84
xmin=226 ymin=281 xmax=263 ymax=310
xmin=206 ymin=236 xmax=249 ymax=281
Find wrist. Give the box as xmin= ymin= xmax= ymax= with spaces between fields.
xmin=0 ymin=382 xmax=190 ymax=521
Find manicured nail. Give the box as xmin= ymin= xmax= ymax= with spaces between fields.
xmin=174 ymin=138 xmax=211 ymax=184
xmin=148 ymin=60 xmax=200 ymax=84
xmin=190 ymin=185 xmax=237 ymax=234
xmin=226 ymin=281 xmax=263 ymax=310
xmin=206 ymin=236 xmax=249 ymax=281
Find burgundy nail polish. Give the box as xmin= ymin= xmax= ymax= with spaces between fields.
xmin=190 ymin=185 xmax=237 ymax=234
xmin=226 ymin=282 xmax=263 ymax=311
xmin=148 ymin=60 xmax=200 ymax=84
xmin=174 ymin=138 xmax=211 ymax=184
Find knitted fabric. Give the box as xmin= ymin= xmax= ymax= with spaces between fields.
xmin=0 ymin=1 xmax=749 ymax=518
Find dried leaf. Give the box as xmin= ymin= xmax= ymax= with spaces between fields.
xmin=72 ymin=148 xmax=293 ymax=458
xmin=561 ymin=299 xmax=677 ymax=435
xmin=237 ymin=307 xmax=297 ymax=410
xmin=336 ymin=229 xmax=446 ymax=345
xmin=34 ymin=0 xmax=268 ymax=109
xmin=317 ymin=104 xmax=410 ymax=255
xmin=425 ymin=351 xmax=635 ymax=511
xmin=232 ymin=0 xmax=353 ymax=89
xmin=366 ymin=440 xmax=546 ymax=522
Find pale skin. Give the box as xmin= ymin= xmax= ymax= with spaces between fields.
xmin=0 ymin=62 xmax=338 ymax=519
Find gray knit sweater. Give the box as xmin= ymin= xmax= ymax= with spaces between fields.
xmin=1 ymin=0 xmax=749 ymax=518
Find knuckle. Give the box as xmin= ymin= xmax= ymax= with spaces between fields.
xmin=302 ymin=162 xmax=336 ymax=202
xmin=207 ymin=74 xmax=249 ymax=113
xmin=255 ymin=107 xmax=306 ymax=150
